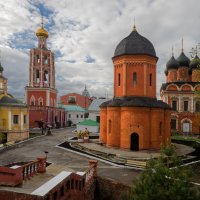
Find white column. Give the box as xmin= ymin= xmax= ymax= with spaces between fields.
xmin=178 ymin=96 xmax=181 ymax=112
xmin=8 ymin=111 xmax=12 ymax=130
xmin=191 ymin=96 xmax=194 ymax=113
xmin=21 ymin=112 xmax=23 ymax=130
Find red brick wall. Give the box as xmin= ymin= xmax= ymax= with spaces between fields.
xmin=113 ymin=55 xmax=157 ymax=98
xmin=60 ymin=93 xmax=92 ymax=109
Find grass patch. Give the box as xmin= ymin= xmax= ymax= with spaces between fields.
xmin=172 ymin=135 xmax=200 ymax=143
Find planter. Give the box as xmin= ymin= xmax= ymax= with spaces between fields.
xmin=84 ymin=136 xmax=89 ymax=142
xmin=78 ymin=138 xmax=84 ymax=142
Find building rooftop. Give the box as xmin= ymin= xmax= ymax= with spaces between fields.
xmin=78 ymin=119 xmax=99 ymax=126
xmin=59 ymin=105 xmax=85 ymax=112
xmin=88 ymin=98 xmax=110 ymax=111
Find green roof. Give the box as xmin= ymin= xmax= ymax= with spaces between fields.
xmin=78 ymin=119 xmax=99 ymax=126
xmin=59 ymin=105 xmax=85 ymax=112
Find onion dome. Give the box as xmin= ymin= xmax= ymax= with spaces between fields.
xmin=82 ymin=85 xmax=90 ymax=98
xmin=114 ymin=26 xmax=156 ymax=58
xmin=166 ymin=55 xmax=179 ymax=70
xmin=189 ymin=55 xmax=200 ymax=70
xmin=177 ymin=52 xmax=190 ymax=67
xmin=36 ymin=24 xmax=48 ymax=38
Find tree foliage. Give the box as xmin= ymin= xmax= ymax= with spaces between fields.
xmin=121 ymin=144 xmax=200 ymax=200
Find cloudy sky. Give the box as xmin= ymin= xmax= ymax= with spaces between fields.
xmin=0 ymin=0 xmax=200 ymax=99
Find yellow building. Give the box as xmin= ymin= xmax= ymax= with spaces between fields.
xmin=0 ymin=62 xmax=29 ymax=143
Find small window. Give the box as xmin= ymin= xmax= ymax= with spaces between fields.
xmin=172 ymin=100 xmax=177 ymax=111
xmin=133 ymin=72 xmax=137 ymax=86
xmin=150 ymin=73 xmax=152 ymax=86
xmin=118 ymin=73 xmax=121 ymax=86
xmin=68 ymin=96 xmax=76 ymax=103
xmin=60 ymin=185 xmax=64 ymax=197
xmin=13 ymin=115 xmax=19 ymax=124
xmin=196 ymin=101 xmax=200 ymax=112
xmin=36 ymin=70 xmax=40 ymax=83
xmin=69 ymin=114 xmax=71 ymax=118
xmin=66 ymin=180 xmax=70 ymax=190
xmin=44 ymin=56 xmax=48 ymax=64
xmin=159 ymin=122 xmax=162 ymax=135
xmin=71 ymin=179 xmax=74 ymax=189
xmin=76 ymin=180 xmax=78 ymax=189
xmin=53 ymin=191 xmax=57 ymax=200
xmin=171 ymin=119 xmax=177 ymax=130
xmin=81 ymin=115 xmax=83 ymax=118
xmin=108 ymin=120 xmax=111 ymax=133
xmin=24 ymin=115 xmax=26 ymax=124
xmin=96 ymin=116 xmax=100 ymax=123
xmin=44 ymin=70 xmax=48 ymax=82
xmin=77 ymin=115 xmax=79 ymax=118
xmin=184 ymin=101 xmax=188 ymax=111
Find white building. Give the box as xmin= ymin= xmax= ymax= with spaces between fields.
xmin=88 ymin=98 xmax=110 ymax=122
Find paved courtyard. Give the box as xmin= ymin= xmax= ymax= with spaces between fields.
xmin=0 ymin=128 xmax=141 ymax=186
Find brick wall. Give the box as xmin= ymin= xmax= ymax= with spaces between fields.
xmin=95 ymin=176 xmax=131 ymax=200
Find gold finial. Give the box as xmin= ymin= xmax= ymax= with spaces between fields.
xmin=181 ymin=38 xmax=184 ymax=52
xmin=172 ymin=46 xmax=174 ymax=56
xmin=133 ymin=17 xmax=136 ymax=31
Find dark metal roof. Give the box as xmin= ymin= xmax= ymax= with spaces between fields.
xmin=0 ymin=95 xmax=25 ymax=107
xmin=114 ymin=30 xmax=157 ymax=58
xmin=177 ymin=52 xmax=190 ymax=67
xmin=160 ymin=81 xmax=200 ymax=91
xmin=100 ymin=96 xmax=170 ymax=109
xmin=166 ymin=56 xmax=179 ymax=70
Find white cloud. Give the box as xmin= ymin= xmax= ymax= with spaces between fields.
xmin=1 ymin=0 xmax=200 ymax=99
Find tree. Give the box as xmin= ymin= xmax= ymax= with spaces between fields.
xmin=121 ymin=144 xmax=200 ymax=200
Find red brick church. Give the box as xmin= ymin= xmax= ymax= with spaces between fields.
xmin=25 ymin=20 xmax=66 ymax=128
xmin=100 ymin=25 xmax=171 ymax=150
xmin=161 ymin=45 xmax=200 ymax=134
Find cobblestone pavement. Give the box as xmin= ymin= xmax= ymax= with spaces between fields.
xmin=0 ymin=128 xmax=141 ymax=186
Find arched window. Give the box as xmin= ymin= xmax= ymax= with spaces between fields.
xmin=44 ymin=55 xmax=48 ymax=64
xmin=36 ymin=70 xmax=40 ymax=83
xmin=196 ymin=101 xmax=200 ymax=112
xmin=38 ymin=97 xmax=43 ymax=106
xmin=30 ymin=95 xmax=35 ymax=106
xmin=118 ymin=73 xmax=121 ymax=86
xmin=44 ymin=70 xmax=49 ymax=83
xmin=133 ymin=72 xmax=137 ymax=86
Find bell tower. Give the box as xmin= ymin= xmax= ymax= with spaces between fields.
xmin=25 ymin=18 xmax=57 ymax=107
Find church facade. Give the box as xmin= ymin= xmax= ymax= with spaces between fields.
xmin=0 ymin=62 xmax=29 ymax=143
xmin=100 ymin=26 xmax=171 ymax=150
xmin=25 ymin=21 xmax=66 ymax=128
xmin=160 ymin=48 xmax=200 ymax=134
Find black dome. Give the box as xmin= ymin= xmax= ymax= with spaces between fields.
xmin=114 ymin=29 xmax=156 ymax=58
xmin=177 ymin=52 xmax=190 ymax=67
xmin=190 ymin=55 xmax=200 ymax=70
xmin=166 ymin=56 xmax=179 ymax=70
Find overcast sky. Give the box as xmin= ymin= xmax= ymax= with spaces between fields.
xmin=0 ymin=0 xmax=200 ymax=99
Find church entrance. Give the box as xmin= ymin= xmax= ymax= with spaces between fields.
xmin=130 ymin=133 xmax=139 ymax=151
